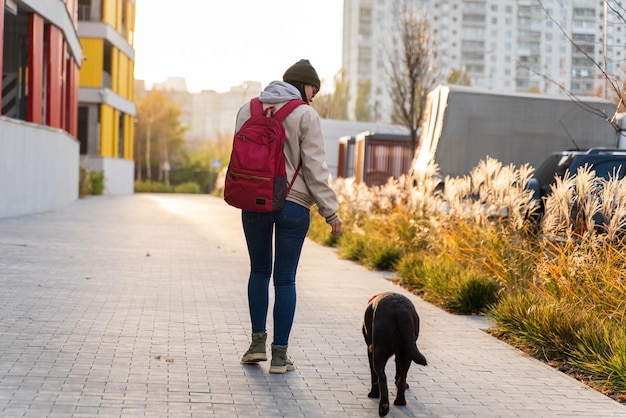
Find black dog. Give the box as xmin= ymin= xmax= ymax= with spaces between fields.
xmin=362 ymin=292 xmax=427 ymax=417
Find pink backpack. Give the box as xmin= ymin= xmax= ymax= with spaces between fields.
xmin=224 ymin=97 xmax=306 ymax=212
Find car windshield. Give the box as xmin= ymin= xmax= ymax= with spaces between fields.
xmin=568 ymin=159 xmax=626 ymax=181
xmin=534 ymin=153 xmax=574 ymax=186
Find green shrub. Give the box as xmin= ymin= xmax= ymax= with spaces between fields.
xmin=411 ymin=255 xmax=498 ymax=314
xmin=337 ymin=231 xmax=369 ymax=262
xmin=572 ymin=325 xmax=626 ymax=392
xmin=491 ymin=292 xmax=626 ymax=391
xmin=364 ymin=238 xmax=404 ymax=270
xmin=173 ymin=182 xmax=201 ymax=194
xmin=307 ymin=211 xmax=338 ymax=247
xmin=455 ymin=275 xmax=500 ymax=314
xmin=134 ymin=180 xmax=152 ymax=193
xmin=395 ymin=253 xmax=427 ymax=290
xmin=134 ymin=181 xmax=173 ymax=193
xmin=490 ymin=292 xmax=586 ymax=360
xmin=90 ymin=171 xmax=104 ymax=195
xmin=79 ymin=168 xmax=104 ymax=196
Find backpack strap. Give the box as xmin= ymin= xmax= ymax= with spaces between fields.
xmin=249 ymin=97 xmax=305 ymax=120
xmin=287 ymin=164 xmax=301 ymax=194
xmin=273 ymin=99 xmax=307 ymax=121
xmin=275 ymin=99 xmax=306 ymax=194
xmin=250 ymin=97 xmax=264 ymax=116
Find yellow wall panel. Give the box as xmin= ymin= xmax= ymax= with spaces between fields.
xmin=128 ymin=60 xmax=135 ymax=102
xmin=124 ymin=114 xmax=134 ymax=160
xmin=100 ymin=105 xmax=115 ymax=158
xmin=117 ymin=54 xmax=129 ymax=98
xmin=102 ymin=0 xmax=122 ymax=29
xmin=111 ymin=48 xmax=119 ymax=93
xmin=116 ymin=0 xmax=123 ymax=33
xmin=78 ymin=39 xmax=103 ymax=87
xmin=127 ymin=2 xmax=136 ymax=46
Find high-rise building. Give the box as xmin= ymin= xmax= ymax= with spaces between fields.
xmin=343 ymin=0 xmax=623 ymax=123
xmin=77 ymin=0 xmax=136 ymax=194
xmin=0 ymin=0 xmax=82 ymax=218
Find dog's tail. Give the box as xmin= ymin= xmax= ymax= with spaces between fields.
xmin=410 ymin=344 xmax=428 ymax=366
xmin=396 ymin=310 xmax=428 ymax=366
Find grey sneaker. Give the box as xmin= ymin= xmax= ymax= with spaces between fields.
xmin=241 ymin=332 xmax=267 ymax=363
xmin=269 ymin=344 xmax=295 ymax=373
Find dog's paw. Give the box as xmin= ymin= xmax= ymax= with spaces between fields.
xmin=368 ymin=389 xmax=380 ymax=398
xmin=394 ymin=397 xmax=407 ymax=406
xmin=379 ymin=402 xmax=390 ymax=417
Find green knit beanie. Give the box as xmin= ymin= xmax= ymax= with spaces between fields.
xmin=283 ymin=59 xmax=321 ymax=91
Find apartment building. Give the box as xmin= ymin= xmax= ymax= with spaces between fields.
xmin=77 ymin=0 xmax=136 ymax=194
xmin=0 ymin=0 xmax=82 ymax=218
xmin=343 ymin=0 xmax=623 ymax=123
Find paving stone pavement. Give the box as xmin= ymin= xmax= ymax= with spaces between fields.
xmin=1 ymin=193 xmax=625 ymax=418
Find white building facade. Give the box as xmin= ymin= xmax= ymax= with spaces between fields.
xmin=146 ymin=78 xmax=262 ymax=148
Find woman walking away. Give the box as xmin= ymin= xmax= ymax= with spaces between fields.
xmin=235 ymin=59 xmax=342 ymax=373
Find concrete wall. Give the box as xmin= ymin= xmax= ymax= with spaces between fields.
xmin=415 ymin=85 xmax=620 ymax=178
xmin=81 ymin=156 xmax=134 ymax=195
xmin=0 ymin=117 xmax=79 ymax=219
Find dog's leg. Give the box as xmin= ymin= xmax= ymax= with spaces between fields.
xmin=363 ymin=309 xmax=379 ymax=399
xmin=394 ymin=353 xmax=411 ymax=406
xmin=373 ymin=350 xmax=391 ymax=417
xmin=367 ymin=347 xmax=380 ymax=398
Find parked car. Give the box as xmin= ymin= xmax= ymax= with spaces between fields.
xmin=525 ymin=148 xmax=626 ymax=229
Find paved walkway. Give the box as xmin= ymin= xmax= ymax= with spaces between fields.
xmin=0 ymin=194 xmax=625 ymax=418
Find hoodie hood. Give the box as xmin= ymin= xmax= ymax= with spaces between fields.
xmin=259 ymin=81 xmax=303 ymax=104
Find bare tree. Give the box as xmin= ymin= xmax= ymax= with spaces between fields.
xmin=355 ymin=79 xmax=374 ymax=122
xmin=447 ymin=69 xmax=471 ymax=86
xmin=528 ymin=0 xmax=626 ymax=132
xmin=387 ymin=3 xmax=441 ymax=159
xmin=311 ymin=69 xmax=350 ymax=120
xmin=135 ymin=91 xmax=186 ymax=182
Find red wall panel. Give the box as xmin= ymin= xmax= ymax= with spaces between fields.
xmin=28 ymin=14 xmax=44 ymax=124
xmin=66 ymin=58 xmax=79 ymax=137
xmin=46 ymin=25 xmax=63 ymax=129
xmin=65 ymin=0 xmax=78 ymax=24
xmin=0 ymin=5 xmax=5 ymax=113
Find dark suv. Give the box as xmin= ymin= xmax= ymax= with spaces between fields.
xmin=526 ymin=148 xmax=626 ymax=223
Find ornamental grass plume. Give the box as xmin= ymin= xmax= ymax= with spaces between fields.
xmin=438 ymin=157 xmax=535 ymax=230
xmin=541 ymin=173 xmax=576 ymax=239
xmin=573 ymin=165 xmax=602 ymax=236
xmin=440 ymin=175 xmax=473 ymax=218
xmin=376 ymin=170 xmax=443 ymax=216
xmin=599 ymin=176 xmax=626 ymax=241
xmin=332 ymin=177 xmax=376 ymax=217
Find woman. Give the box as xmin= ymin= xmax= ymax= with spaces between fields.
xmin=235 ymin=59 xmax=342 ymax=373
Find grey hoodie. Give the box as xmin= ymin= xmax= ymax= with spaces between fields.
xmin=234 ymin=81 xmax=339 ymax=223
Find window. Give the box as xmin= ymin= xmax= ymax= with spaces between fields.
xmin=103 ymin=43 xmax=112 ymax=89
xmin=118 ymin=113 xmax=124 ymax=158
xmin=78 ymin=106 xmax=89 ymax=154
xmin=78 ymin=0 xmax=91 ymax=21
xmin=1 ymin=8 xmax=29 ymax=120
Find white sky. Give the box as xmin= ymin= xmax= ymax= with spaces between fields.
xmin=133 ymin=1 xmax=344 ymax=94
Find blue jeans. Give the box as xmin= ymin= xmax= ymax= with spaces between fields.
xmin=242 ymin=201 xmax=310 ymax=346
